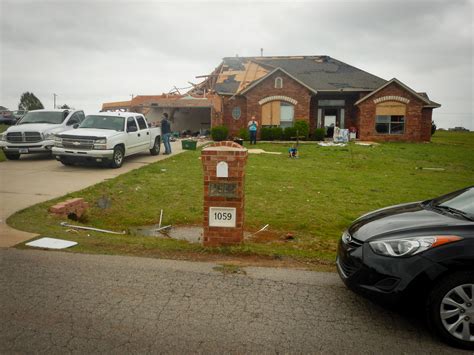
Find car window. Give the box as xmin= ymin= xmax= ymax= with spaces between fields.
xmin=80 ymin=115 xmax=125 ymax=131
xmin=127 ymin=117 xmax=138 ymax=131
xmin=77 ymin=111 xmax=86 ymax=122
xmin=66 ymin=112 xmax=81 ymax=126
xmin=437 ymin=187 xmax=474 ymax=216
xmin=18 ymin=111 xmax=66 ymax=124
xmin=136 ymin=116 xmax=147 ymax=130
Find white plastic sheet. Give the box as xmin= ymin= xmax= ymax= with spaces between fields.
xmin=26 ymin=237 xmax=78 ymax=249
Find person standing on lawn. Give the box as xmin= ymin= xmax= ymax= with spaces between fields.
xmin=161 ymin=113 xmax=172 ymax=154
xmin=248 ymin=116 xmax=258 ymax=144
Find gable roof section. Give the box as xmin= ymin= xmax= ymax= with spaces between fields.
xmin=239 ymin=67 xmax=318 ymax=95
xmin=213 ymin=56 xmax=387 ymax=95
xmin=354 ymin=78 xmax=441 ymax=108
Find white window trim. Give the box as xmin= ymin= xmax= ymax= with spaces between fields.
xmin=275 ymin=77 xmax=283 ymax=89
xmin=373 ymin=96 xmax=410 ymax=104
xmin=258 ymin=96 xmax=298 ymax=106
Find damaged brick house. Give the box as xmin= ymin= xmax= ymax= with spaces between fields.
xmin=189 ymin=56 xmax=440 ymax=142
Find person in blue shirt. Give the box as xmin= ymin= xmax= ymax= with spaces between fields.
xmin=288 ymin=144 xmax=298 ymax=158
xmin=248 ymin=116 xmax=258 ymax=144
xmin=161 ymin=113 xmax=172 ymax=154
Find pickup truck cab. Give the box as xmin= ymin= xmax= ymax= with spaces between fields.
xmin=52 ymin=112 xmax=161 ymax=168
xmin=0 ymin=109 xmax=85 ymax=160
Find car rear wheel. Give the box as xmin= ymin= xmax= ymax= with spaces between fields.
xmin=60 ymin=158 xmax=74 ymax=166
xmin=4 ymin=152 xmax=20 ymax=160
xmin=109 ymin=146 xmax=124 ymax=169
xmin=427 ymin=271 xmax=474 ymax=350
xmin=150 ymin=136 xmax=161 ymax=156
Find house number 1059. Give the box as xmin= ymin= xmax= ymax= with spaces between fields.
xmin=209 ymin=207 xmax=236 ymax=227
xmin=214 ymin=212 xmax=232 ymax=220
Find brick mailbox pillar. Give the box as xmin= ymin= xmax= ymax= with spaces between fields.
xmin=201 ymin=141 xmax=248 ymax=247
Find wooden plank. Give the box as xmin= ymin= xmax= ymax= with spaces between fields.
xmin=271 ymin=101 xmax=280 ymax=125
xmin=261 ymin=102 xmax=272 ymax=125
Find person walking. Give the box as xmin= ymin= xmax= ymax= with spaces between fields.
xmin=248 ymin=116 xmax=258 ymax=144
xmin=161 ymin=113 xmax=172 ymax=154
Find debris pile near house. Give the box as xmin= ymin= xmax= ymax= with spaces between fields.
xmin=49 ymin=198 xmax=89 ymax=220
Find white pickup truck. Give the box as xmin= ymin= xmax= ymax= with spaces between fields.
xmin=52 ymin=112 xmax=161 ymax=168
xmin=0 ymin=109 xmax=85 ymax=160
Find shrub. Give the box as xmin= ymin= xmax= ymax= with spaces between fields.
xmin=238 ymin=128 xmax=249 ymax=141
xmin=313 ymin=128 xmax=325 ymax=141
xmin=260 ymin=127 xmax=273 ymax=141
xmin=294 ymin=120 xmax=309 ymax=140
xmin=211 ymin=126 xmax=228 ymax=141
xmin=283 ymin=126 xmax=297 ymax=140
xmin=271 ymin=127 xmax=283 ymax=140
xmin=431 ymin=121 xmax=437 ymax=136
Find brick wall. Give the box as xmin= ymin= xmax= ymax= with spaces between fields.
xmin=357 ymin=82 xmax=432 ymax=142
xmin=219 ymin=71 xmax=312 ymax=136
xmin=221 ymin=96 xmax=248 ymax=136
xmin=201 ymin=141 xmax=248 ymax=247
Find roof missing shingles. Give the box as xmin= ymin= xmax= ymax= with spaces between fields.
xmin=211 ymin=56 xmax=387 ymax=95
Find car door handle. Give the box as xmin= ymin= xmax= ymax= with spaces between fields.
xmin=147 ymin=132 xmax=149 ymax=135
xmin=138 ymin=133 xmax=141 ymax=137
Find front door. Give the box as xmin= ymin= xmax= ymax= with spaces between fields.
xmin=125 ymin=117 xmax=141 ymax=155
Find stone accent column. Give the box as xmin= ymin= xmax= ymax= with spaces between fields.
xmin=201 ymin=141 xmax=248 ymax=246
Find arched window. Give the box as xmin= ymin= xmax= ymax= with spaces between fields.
xmin=274 ymin=77 xmax=283 ymax=89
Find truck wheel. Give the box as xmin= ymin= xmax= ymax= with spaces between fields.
xmin=109 ymin=146 xmax=124 ymax=168
xmin=5 ymin=153 xmax=20 ymax=160
xmin=427 ymin=271 xmax=474 ymax=350
xmin=150 ymin=136 xmax=161 ymax=156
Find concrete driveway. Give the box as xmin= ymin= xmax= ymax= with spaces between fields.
xmin=0 ymin=140 xmax=194 ymax=247
xmin=0 ymin=249 xmax=462 ymax=353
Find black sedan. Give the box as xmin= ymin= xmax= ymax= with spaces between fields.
xmin=337 ymin=186 xmax=474 ymax=349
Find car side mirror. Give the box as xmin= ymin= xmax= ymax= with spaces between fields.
xmin=128 ymin=126 xmax=138 ymax=133
xmin=73 ymin=124 xmax=79 ymax=129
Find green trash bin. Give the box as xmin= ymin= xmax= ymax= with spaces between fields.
xmin=181 ymin=140 xmax=197 ymax=150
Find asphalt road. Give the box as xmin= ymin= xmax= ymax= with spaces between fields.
xmin=0 ymin=249 xmax=462 ymax=354
xmin=0 ymin=140 xmax=192 ymax=247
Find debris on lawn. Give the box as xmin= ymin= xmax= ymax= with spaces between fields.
xmin=355 ymin=141 xmax=379 ymax=146
xmin=317 ymin=142 xmax=346 ymax=147
xmin=152 ymin=225 xmax=172 ymax=232
xmin=416 ymin=167 xmax=446 ymax=171
xmin=97 ymin=196 xmax=112 ymax=209
xmin=250 ymin=224 xmax=269 ymax=237
xmin=247 ymin=149 xmax=282 ymax=155
xmin=60 ymin=221 xmax=126 ymax=235
xmin=158 ymin=209 xmax=164 ymax=228
xmin=26 ymin=237 xmax=78 ymax=250
xmin=284 ymin=232 xmax=295 ymax=240
xmin=49 ymin=198 xmax=89 ymax=220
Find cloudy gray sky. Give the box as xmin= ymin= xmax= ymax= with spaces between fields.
xmin=1 ymin=0 xmax=473 ymax=129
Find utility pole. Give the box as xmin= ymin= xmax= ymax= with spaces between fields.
xmin=130 ymin=94 xmax=134 ymax=99
xmin=53 ymin=93 xmax=58 ymax=109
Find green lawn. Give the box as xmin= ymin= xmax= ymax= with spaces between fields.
xmin=9 ymin=131 xmax=474 ymax=268
xmin=0 ymin=124 xmax=8 ymax=162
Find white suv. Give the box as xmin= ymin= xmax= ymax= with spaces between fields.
xmin=0 ymin=109 xmax=85 ymax=160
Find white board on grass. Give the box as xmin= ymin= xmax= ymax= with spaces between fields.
xmin=26 ymin=237 xmax=78 ymax=249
